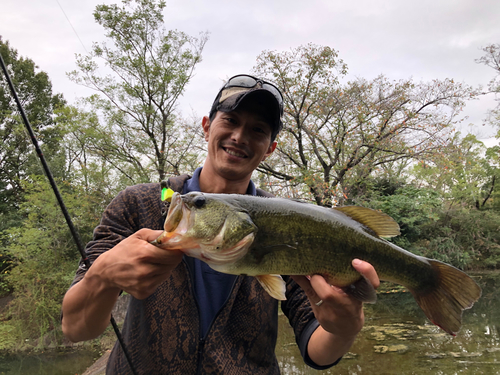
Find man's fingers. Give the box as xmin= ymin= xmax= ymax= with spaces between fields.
xmin=135 ymin=228 xmax=165 ymax=243
xmin=290 ymin=275 xmax=311 ymax=293
xmin=292 ymin=275 xmax=342 ymax=306
xmin=291 ymin=275 xmax=321 ymax=301
xmin=105 ymin=229 xmax=184 ymax=272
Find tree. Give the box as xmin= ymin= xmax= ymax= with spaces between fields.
xmin=476 ymin=43 xmax=500 ymax=132
xmin=254 ymin=44 xmax=477 ymax=206
xmin=411 ymin=133 xmax=499 ymax=210
xmin=476 ymin=45 xmax=500 ymax=208
xmin=0 ymin=38 xmax=66 ymax=230
xmin=68 ymin=0 xmax=208 ymax=182
xmin=356 ymin=183 xmax=442 ymax=249
xmin=4 ymin=177 xmax=102 ymax=344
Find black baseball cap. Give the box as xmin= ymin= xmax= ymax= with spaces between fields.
xmin=209 ymin=74 xmax=284 ymax=140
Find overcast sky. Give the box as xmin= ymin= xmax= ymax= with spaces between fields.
xmin=1 ymin=0 xmax=499 ymax=144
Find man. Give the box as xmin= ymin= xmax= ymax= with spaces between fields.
xmin=62 ymin=74 xmax=379 ymax=374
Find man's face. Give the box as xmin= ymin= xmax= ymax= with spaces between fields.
xmin=202 ymin=106 xmax=277 ymax=182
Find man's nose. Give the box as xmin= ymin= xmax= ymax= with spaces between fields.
xmin=230 ymin=125 xmax=248 ymax=144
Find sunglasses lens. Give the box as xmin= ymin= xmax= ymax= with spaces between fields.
xmin=262 ymin=84 xmax=283 ymax=102
xmin=227 ymin=75 xmax=258 ymax=88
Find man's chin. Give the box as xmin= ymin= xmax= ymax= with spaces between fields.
xmin=216 ymin=165 xmax=252 ymax=181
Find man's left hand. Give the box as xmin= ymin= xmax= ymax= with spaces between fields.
xmin=291 ymin=259 xmax=380 ymax=365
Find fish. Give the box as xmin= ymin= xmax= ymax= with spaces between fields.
xmin=152 ymin=191 xmax=482 ymax=336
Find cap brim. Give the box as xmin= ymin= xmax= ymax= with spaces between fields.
xmin=219 ymin=89 xmax=281 ymax=132
xmin=218 ymin=88 xmax=279 ymax=116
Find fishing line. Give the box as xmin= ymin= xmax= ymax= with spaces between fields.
xmin=0 ymin=52 xmax=137 ymax=375
xmin=55 ymin=0 xmax=89 ymax=54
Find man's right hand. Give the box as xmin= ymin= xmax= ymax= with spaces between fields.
xmin=62 ymin=228 xmax=183 ymax=342
xmin=94 ymin=228 xmax=184 ymax=300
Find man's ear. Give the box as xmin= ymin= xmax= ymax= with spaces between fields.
xmin=262 ymin=141 xmax=277 ymax=161
xmin=202 ymin=116 xmax=211 ymax=142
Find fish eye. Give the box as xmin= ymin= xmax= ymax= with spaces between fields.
xmin=193 ymin=195 xmax=206 ymax=208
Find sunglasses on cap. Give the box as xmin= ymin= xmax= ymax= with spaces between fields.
xmin=221 ymin=74 xmax=284 ymax=115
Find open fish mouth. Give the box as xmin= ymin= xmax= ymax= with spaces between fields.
xmin=164 ymin=193 xmax=184 ymax=232
xmin=151 ymin=193 xmax=197 ymax=249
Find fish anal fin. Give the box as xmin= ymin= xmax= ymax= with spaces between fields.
xmin=256 ymin=274 xmax=287 ymax=300
xmin=410 ymin=259 xmax=481 ymax=336
xmin=333 ymin=206 xmax=400 ymax=238
xmin=342 ymin=276 xmax=377 ymax=304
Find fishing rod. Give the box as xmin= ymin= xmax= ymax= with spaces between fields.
xmin=0 ymin=52 xmax=137 ymax=375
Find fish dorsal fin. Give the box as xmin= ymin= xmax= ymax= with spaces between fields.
xmin=333 ymin=206 xmax=400 ymax=238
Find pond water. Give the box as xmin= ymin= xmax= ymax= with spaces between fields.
xmin=0 ymin=349 xmax=99 ymax=375
xmin=0 ymin=272 xmax=498 ymax=374
xmin=276 ymin=271 xmax=500 ymax=374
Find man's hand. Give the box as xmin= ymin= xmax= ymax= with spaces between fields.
xmin=93 ymin=228 xmax=184 ymax=300
xmin=291 ymin=259 xmax=380 ymax=366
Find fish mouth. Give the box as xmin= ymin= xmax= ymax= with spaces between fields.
xmin=164 ymin=192 xmax=184 ymax=232
xmin=152 ymin=193 xmax=198 ymax=249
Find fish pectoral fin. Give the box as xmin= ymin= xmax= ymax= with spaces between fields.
xmin=256 ymin=274 xmax=287 ymax=300
xmin=342 ymin=276 xmax=377 ymax=304
xmin=333 ymin=206 xmax=400 ymax=238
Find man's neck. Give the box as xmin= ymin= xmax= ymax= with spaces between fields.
xmin=199 ymin=167 xmax=251 ymax=194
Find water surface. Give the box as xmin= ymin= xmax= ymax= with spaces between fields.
xmin=276 ymin=272 xmax=500 ymax=374
xmin=0 ymin=349 xmax=99 ymax=375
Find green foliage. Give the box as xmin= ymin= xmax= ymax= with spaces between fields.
xmin=2 ymin=177 xmax=101 ymax=346
xmin=54 ymin=104 xmax=134 ymax=197
xmin=352 ymin=180 xmax=442 ymax=249
xmin=0 ymin=323 xmax=17 ymax=351
xmin=415 ymin=208 xmax=500 ymax=270
xmin=482 ymin=144 xmax=500 ymax=209
xmin=350 ymin=178 xmax=500 ymax=269
xmin=5 ymin=260 xmax=75 ymax=347
xmin=68 ymin=0 xmax=208 ymax=182
xmin=411 ymin=134 xmax=499 ymax=209
xmin=0 ymin=37 xmax=67 ymax=247
xmin=0 ymin=248 xmax=14 ymax=296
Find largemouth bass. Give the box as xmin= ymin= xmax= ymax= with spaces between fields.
xmin=152 ymin=192 xmax=481 ymax=336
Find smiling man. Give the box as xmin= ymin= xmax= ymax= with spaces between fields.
xmin=62 ymin=74 xmax=379 ymax=374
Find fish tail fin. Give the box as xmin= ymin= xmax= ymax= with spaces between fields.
xmin=410 ymin=259 xmax=481 ymax=336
